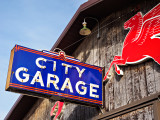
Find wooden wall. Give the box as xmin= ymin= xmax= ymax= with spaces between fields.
xmin=23 ymin=99 xmax=54 ymax=120
xmin=67 ymin=0 xmax=160 ymax=119
xmin=23 ymin=0 xmax=160 ymax=119
xmin=110 ymin=105 xmax=154 ymax=120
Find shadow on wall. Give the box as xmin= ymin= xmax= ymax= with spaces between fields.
xmin=61 ymin=104 xmax=100 ymax=120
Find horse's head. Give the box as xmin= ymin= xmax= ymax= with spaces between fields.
xmin=124 ymin=12 xmax=142 ymax=29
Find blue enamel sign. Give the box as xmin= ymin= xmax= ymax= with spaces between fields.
xmin=6 ymin=45 xmax=103 ymax=106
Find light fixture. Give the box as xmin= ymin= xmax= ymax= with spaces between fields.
xmin=79 ymin=19 xmax=91 ymax=36
xmin=79 ymin=17 xmax=100 ymax=39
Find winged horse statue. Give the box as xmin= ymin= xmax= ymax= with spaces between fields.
xmin=104 ymin=3 xmax=160 ymax=80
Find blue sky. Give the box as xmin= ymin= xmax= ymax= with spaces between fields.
xmin=0 ymin=0 xmax=87 ymax=119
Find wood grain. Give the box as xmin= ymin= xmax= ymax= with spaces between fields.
xmin=5 ymin=47 xmax=15 ymax=90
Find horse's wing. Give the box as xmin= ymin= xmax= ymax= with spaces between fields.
xmin=143 ymin=3 xmax=160 ymax=22
xmin=136 ymin=15 xmax=160 ymax=44
xmin=149 ymin=15 xmax=160 ymax=38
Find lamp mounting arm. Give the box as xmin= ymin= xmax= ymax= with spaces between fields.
xmin=84 ymin=17 xmax=100 ymax=39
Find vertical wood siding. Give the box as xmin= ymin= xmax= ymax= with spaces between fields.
xmin=24 ymin=0 xmax=160 ymax=120
xmin=23 ymin=99 xmax=54 ymax=120
xmin=72 ymin=0 xmax=160 ymax=119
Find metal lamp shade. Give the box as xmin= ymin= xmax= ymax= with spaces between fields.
xmin=79 ymin=20 xmax=91 ymax=36
xmin=79 ymin=26 xmax=91 ymax=36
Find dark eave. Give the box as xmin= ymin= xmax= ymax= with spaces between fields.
xmin=4 ymin=95 xmax=38 ymax=120
xmin=51 ymin=0 xmax=135 ymax=55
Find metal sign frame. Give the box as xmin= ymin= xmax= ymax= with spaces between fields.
xmin=6 ymin=45 xmax=103 ymax=106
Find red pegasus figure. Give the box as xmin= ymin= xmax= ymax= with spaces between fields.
xmin=104 ymin=3 xmax=160 ymax=80
xmin=50 ymin=101 xmax=64 ymax=120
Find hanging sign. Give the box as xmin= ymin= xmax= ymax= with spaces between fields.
xmin=104 ymin=3 xmax=160 ymax=80
xmin=6 ymin=45 xmax=103 ymax=106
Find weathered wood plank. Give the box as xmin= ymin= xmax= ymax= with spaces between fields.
xmin=113 ymin=74 xmax=120 ymax=109
xmin=143 ymin=105 xmax=154 ymax=120
xmin=121 ymin=114 xmax=129 ymax=120
xmin=114 ymin=8 xmax=127 ymax=109
xmin=104 ymin=14 xmax=115 ymax=111
xmin=105 ymin=15 xmax=114 ymax=72
xmin=125 ymin=66 xmax=133 ymax=104
xmin=129 ymin=111 xmax=138 ymax=120
xmin=136 ymin=108 xmax=144 ymax=120
xmin=109 ymin=105 xmax=154 ymax=120
xmin=111 ymin=13 xmax=118 ymax=58
xmin=145 ymin=61 xmax=156 ymax=96
xmin=119 ymin=73 xmax=127 ymax=107
xmin=93 ymin=28 xmax=99 ymax=66
xmin=138 ymin=63 xmax=148 ymax=98
xmin=131 ymin=65 xmax=141 ymax=101
xmin=105 ymin=80 xmax=109 ymax=112
xmin=85 ymin=36 xmax=94 ymax=65
xmin=99 ymin=21 xmax=107 ymax=68
xmin=108 ymin=79 xmax=114 ymax=111
xmin=153 ymin=62 xmax=160 ymax=93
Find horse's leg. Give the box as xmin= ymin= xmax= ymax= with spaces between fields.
xmin=113 ymin=58 xmax=126 ymax=75
xmin=114 ymin=64 xmax=123 ymax=75
xmin=103 ymin=56 xmax=123 ymax=80
xmin=103 ymin=61 xmax=114 ymax=80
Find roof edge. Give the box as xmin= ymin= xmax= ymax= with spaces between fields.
xmin=4 ymin=95 xmax=22 ymax=120
xmin=51 ymin=0 xmax=103 ymax=51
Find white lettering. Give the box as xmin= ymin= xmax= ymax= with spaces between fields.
xmin=15 ymin=67 xmax=29 ymax=82
xmin=36 ymin=57 xmax=47 ymax=69
xmin=90 ymin=83 xmax=99 ymax=98
xmin=47 ymin=74 xmax=59 ymax=90
xmin=53 ymin=61 xmax=56 ymax=71
xmin=75 ymin=67 xmax=85 ymax=78
xmin=61 ymin=78 xmax=73 ymax=93
xmin=62 ymin=63 xmax=72 ymax=74
xmin=30 ymin=71 xmax=44 ymax=87
xmin=75 ymin=81 xmax=87 ymax=95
